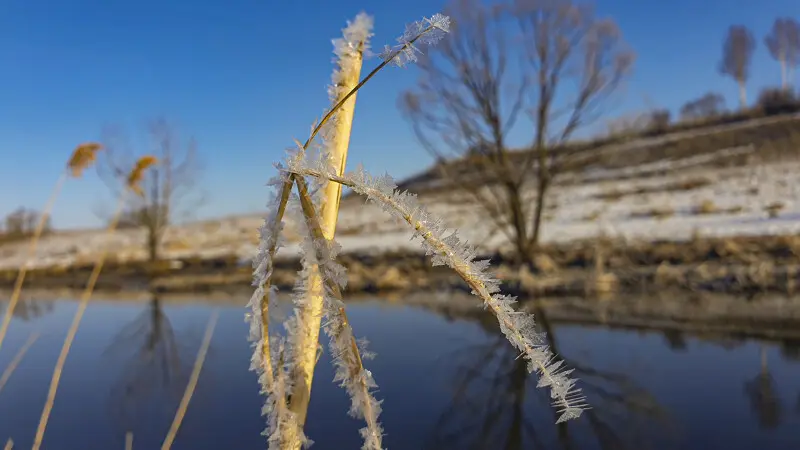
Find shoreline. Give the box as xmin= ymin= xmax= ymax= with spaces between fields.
xmin=2 ymin=233 xmax=799 ymax=297
xmin=6 ymin=288 xmax=800 ymax=345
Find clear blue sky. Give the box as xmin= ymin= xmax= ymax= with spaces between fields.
xmin=0 ymin=0 xmax=797 ymax=229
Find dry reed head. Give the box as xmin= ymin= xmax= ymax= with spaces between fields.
xmin=127 ymin=156 xmax=158 ymax=196
xmin=67 ymin=142 xmax=103 ymax=177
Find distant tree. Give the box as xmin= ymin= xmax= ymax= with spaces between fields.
xmin=97 ymin=118 xmax=204 ymax=262
xmin=765 ymin=18 xmax=800 ymax=90
xmin=400 ymin=0 xmax=634 ymax=263
xmin=719 ymin=25 xmax=756 ymax=109
xmin=756 ymin=86 xmax=800 ymax=115
xmin=1 ymin=207 xmax=51 ymax=239
xmin=604 ymin=108 xmax=670 ymax=136
xmin=604 ymin=111 xmax=653 ymax=136
xmin=648 ymin=108 xmax=671 ymax=132
xmin=679 ymin=92 xmax=726 ymax=121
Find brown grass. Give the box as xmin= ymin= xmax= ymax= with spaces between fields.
xmin=31 ymin=156 xmax=158 ymax=450
xmin=66 ymin=142 xmax=103 ymax=177
xmin=630 ymin=206 xmax=675 ymax=220
xmin=582 ymin=210 xmax=602 ymax=222
xmin=126 ymin=156 xmax=159 ymax=196
xmin=764 ymin=201 xmax=785 ymax=218
xmin=0 ymin=143 xmax=106 ymax=354
xmin=596 ymin=176 xmax=713 ymax=201
xmin=694 ymin=199 xmax=718 ymax=215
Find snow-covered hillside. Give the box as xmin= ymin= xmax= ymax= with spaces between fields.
xmin=1 ymin=144 xmax=798 ymax=270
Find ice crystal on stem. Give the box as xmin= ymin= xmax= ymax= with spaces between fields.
xmin=285 ymin=151 xmax=590 ymax=424
xmin=379 ymin=13 xmax=451 ymax=66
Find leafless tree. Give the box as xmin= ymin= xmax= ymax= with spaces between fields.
xmin=0 ymin=207 xmax=51 ymax=242
xmin=679 ymin=92 xmax=726 ymax=121
xmin=719 ymin=25 xmax=756 ymax=109
xmin=400 ymin=0 xmax=633 ymax=265
xmin=97 ymin=118 xmax=203 ymax=262
xmin=765 ymin=18 xmax=800 ymax=91
xmin=604 ymin=110 xmax=656 ymax=136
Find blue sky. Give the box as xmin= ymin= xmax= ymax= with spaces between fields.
xmin=0 ymin=0 xmax=797 ymax=229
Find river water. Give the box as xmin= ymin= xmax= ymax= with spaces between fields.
xmin=0 ymin=295 xmax=798 ymax=450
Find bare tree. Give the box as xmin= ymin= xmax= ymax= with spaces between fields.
xmin=604 ymin=110 xmax=655 ymax=136
xmin=97 ymin=118 xmax=203 ymax=262
xmin=765 ymin=18 xmax=800 ymax=91
xmin=719 ymin=25 xmax=756 ymax=109
xmin=400 ymin=0 xmax=633 ymax=265
xmin=679 ymin=92 xmax=726 ymax=121
xmin=1 ymin=207 xmax=51 ymax=242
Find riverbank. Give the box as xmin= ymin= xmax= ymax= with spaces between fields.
xmin=3 ymin=233 xmax=800 ymax=297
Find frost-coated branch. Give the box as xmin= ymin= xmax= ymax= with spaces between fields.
xmin=286 ymin=153 xmax=589 ymax=424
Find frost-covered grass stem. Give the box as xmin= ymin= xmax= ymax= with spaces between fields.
xmin=286 ymin=158 xmax=590 ymax=424
xmin=249 ymin=11 xmax=452 ymax=448
xmin=295 ymin=177 xmax=384 ymax=448
xmin=285 ymin=13 xmax=371 ymax=440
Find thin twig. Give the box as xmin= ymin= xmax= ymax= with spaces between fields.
xmin=125 ymin=432 xmax=133 ymax=450
xmin=161 ymin=310 xmax=219 ymax=450
xmin=0 ymin=331 xmax=40 ymax=393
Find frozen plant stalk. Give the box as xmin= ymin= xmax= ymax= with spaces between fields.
xmin=248 ymin=12 xmax=452 ymax=449
xmin=285 ymin=11 xmax=373 ymax=445
xmin=286 ymin=154 xmax=590 ymax=424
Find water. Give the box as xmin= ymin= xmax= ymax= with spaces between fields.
xmin=0 ymin=295 xmax=799 ymax=450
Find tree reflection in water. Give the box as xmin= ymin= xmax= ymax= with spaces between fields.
xmin=743 ymin=344 xmax=783 ymax=429
xmin=102 ymin=293 xmax=193 ymax=437
xmin=0 ymin=294 xmax=54 ymax=321
xmin=426 ymin=304 xmax=676 ymax=450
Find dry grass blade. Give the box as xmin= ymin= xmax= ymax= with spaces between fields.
xmin=125 ymin=432 xmax=133 ymax=450
xmin=31 ymin=155 xmax=160 ymax=449
xmin=0 ymin=331 xmax=40 ymax=393
xmin=66 ymin=142 xmax=103 ymax=178
xmin=161 ymin=310 xmax=219 ymax=450
xmin=3 ymin=438 xmax=11 ymax=450
xmin=127 ymin=155 xmax=159 ymax=196
xmin=0 ymin=174 xmax=67 ymax=355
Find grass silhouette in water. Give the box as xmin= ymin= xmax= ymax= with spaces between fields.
xmin=248 ymin=11 xmax=588 ymax=450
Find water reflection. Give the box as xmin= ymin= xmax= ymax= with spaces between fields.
xmin=102 ymin=292 xmax=192 ymax=436
xmin=0 ymin=293 xmax=54 ymax=321
xmin=0 ymin=292 xmax=798 ymax=449
xmin=426 ymin=305 xmax=674 ymax=450
xmin=744 ymin=345 xmax=782 ymax=430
